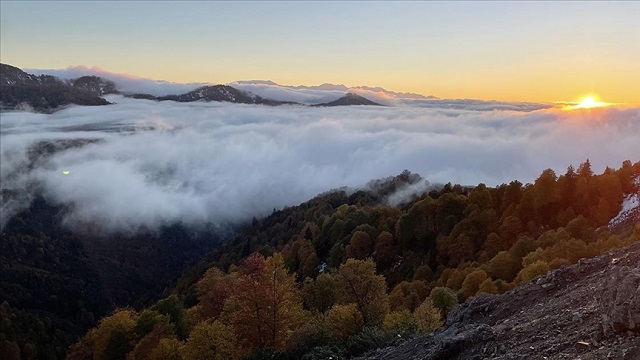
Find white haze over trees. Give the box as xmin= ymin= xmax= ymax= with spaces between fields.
xmin=1 ymin=95 xmax=638 ymax=233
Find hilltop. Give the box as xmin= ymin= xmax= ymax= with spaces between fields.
xmin=0 ymin=64 xmax=112 ymax=112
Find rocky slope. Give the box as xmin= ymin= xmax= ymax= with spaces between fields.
xmin=363 ymin=239 xmax=640 ymax=360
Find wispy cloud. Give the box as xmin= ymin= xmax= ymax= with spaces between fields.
xmin=1 ymin=96 xmax=638 ymax=232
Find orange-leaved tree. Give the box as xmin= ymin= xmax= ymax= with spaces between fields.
xmin=230 ymin=252 xmax=306 ymax=353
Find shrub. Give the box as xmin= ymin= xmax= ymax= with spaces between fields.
xmin=429 ymin=287 xmax=458 ymax=316
xmin=325 ymin=304 xmax=364 ymax=341
xmin=383 ymin=310 xmax=419 ymax=337
xmin=515 ymin=260 xmax=550 ymax=285
xmin=240 ymin=348 xmax=287 ymax=360
xmin=285 ymin=320 xmax=335 ymax=360
xmin=344 ymin=327 xmax=397 ymax=357
xmin=300 ymin=346 xmax=345 ymax=360
xmin=414 ymin=299 xmax=442 ymax=332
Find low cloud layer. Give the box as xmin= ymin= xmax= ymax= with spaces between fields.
xmin=1 ymin=96 xmax=638 ymax=232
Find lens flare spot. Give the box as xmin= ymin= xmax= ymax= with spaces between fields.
xmin=63 ymin=170 xmax=70 ymax=175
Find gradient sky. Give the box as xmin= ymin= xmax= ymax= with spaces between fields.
xmin=1 ymin=1 xmax=639 ymax=103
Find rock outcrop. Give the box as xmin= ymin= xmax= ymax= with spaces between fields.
xmin=363 ymin=240 xmax=640 ymax=360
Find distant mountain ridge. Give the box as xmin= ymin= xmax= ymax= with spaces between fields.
xmin=232 ymin=79 xmax=439 ymax=100
xmin=126 ymin=86 xmax=383 ymax=107
xmin=128 ymin=85 xmax=299 ymax=106
xmin=1 ymin=64 xmax=384 ymax=112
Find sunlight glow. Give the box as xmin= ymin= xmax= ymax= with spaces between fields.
xmin=563 ymin=95 xmax=610 ymax=110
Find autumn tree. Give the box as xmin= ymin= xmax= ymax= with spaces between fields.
xmin=478 ymin=278 xmax=498 ymax=294
xmin=283 ymin=238 xmax=319 ymax=280
xmin=335 ymin=258 xmax=388 ymax=326
xmin=578 ymin=159 xmax=593 ymax=179
xmin=129 ymin=312 xmax=176 ymax=360
xmin=346 ymin=231 xmax=373 ymax=260
xmin=468 ymin=183 xmax=493 ymax=211
xmin=515 ymin=260 xmax=550 ymax=285
xmin=230 ymin=253 xmax=306 ymax=352
xmin=383 ymin=310 xmax=418 ymax=335
xmin=192 ymin=267 xmax=233 ymax=324
xmin=151 ymin=295 xmax=189 ymax=341
xmin=325 ymin=303 xmax=364 ymax=340
xmin=67 ymin=309 xmax=138 ymax=360
xmin=532 ymin=169 xmax=559 ymax=225
xmin=301 ymin=273 xmax=336 ymax=314
xmin=413 ymin=299 xmax=442 ymax=332
xmin=181 ymin=320 xmax=237 ymax=360
xmin=429 ymin=287 xmax=458 ymax=316
xmin=497 ymin=216 xmax=523 ymax=250
xmin=374 ymin=231 xmax=398 ymax=270
xmin=460 ymin=270 xmax=490 ymax=299
xmin=487 ymin=251 xmax=519 ymax=282
xmin=387 ymin=280 xmax=430 ymax=312
xmin=229 ymin=253 xmax=271 ymax=351
xmin=147 ymin=338 xmax=181 ymax=360
xmin=500 ymin=180 xmax=523 ymax=215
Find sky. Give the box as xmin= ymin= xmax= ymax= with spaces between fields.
xmin=1 ymin=1 xmax=639 ymax=103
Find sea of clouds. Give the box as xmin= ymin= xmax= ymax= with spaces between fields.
xmin=1 ymin=93 xmax=639 ymax=233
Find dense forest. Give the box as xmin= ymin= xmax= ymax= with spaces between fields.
xmin=45 ymin=159 xmax=639 ymax=360
xmin=61 ymin=160 xmax=640 ymax=359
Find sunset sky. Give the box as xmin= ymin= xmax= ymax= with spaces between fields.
xmin=1 ymin=1 xmax=639 ymax=103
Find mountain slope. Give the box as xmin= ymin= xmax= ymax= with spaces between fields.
xmin=156 ymin=85 xmax=299 ymax=105
xmin=314 ymin=92 xmax=383 ymax=107
xmin=0 ymin=64 xmax=111 ymax=112
xmin=363 ymin=240 xmax=640 ymax=360
xmin=69 ymin=75 xmax=118 ymax=96
xmin=0 ymin=63 xmax=40 ymax=86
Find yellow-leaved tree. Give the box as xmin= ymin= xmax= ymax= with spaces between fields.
xmin=335 ymin=258 xmax=388 ymax=326
xmin=181 ymin=320 xmax=237 ymax=360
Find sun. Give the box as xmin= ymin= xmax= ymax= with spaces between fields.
xmin=563 ymin=95 xmax=610 ymax=110
xmin=578 ymin=97 xmax=598 ymax=108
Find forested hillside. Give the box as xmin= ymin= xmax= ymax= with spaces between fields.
xmin=0 ymin=199 xmax=222 ymax=359
xmin=63 ymin=160 xmax=639 ymax=360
